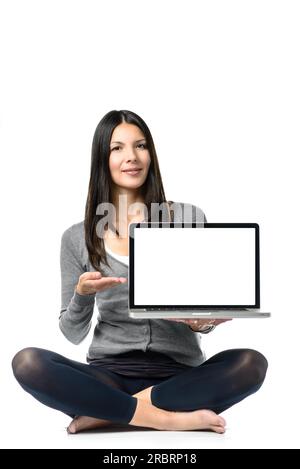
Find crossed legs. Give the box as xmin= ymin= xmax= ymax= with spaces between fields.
xmin=11 ymin=347 xmax=267 ymax=433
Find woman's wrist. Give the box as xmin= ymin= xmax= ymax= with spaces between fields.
xmin=75 ymin=285 xmax=90 ymax=296
xmin=75 ymin=285 xmax=83 ymax=295
xmin=189 ymin=324 xmax=216 ymax=333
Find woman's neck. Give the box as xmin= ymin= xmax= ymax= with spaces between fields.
xmin=112 ymin=193 xmax=146 ymax=224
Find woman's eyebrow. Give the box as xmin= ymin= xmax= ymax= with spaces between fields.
xmin=111 ymin=139 xmax=146 ymax=144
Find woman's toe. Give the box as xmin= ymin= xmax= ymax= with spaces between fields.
xmin=211 ymin=425 xmax=225 ymax=434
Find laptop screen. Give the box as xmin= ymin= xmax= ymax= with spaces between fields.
xmin=129 ymin=223 xmax=259 ymax=309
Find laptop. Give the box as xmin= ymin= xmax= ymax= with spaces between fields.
xmin=128 ymin=222 xmax=271 ymax=319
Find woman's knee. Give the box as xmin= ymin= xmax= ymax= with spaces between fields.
xmin=239 ymin=348 xmax=268 ymax=387
xmin=11 ymin=347 xmax=46 ymax=384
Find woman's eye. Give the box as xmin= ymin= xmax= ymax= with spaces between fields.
xmin=111 ymin=143 xmax=147 ymax=152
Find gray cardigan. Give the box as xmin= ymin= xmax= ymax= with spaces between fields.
xmin=59 ymin=202 xmax=207 ymax=367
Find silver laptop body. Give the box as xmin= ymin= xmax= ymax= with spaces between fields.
xmin=128 ymin=222 xmax=271 ymax=319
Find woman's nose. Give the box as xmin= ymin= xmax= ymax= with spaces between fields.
xmin=125 ymin=149 xmax=137 ymax=162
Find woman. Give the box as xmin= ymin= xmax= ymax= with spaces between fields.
xmin=11 ymin=109 xmax=268 ymax=434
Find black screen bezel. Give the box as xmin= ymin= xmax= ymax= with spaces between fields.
xmin=128 ymin=222 xmax=260 ymax=310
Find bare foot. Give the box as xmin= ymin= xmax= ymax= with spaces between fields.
xmin=67 ymin=415 xmax=113 ymax=434
xmin=167 ymin=409 xmax=226 ymax=433
xmin=67 ymin=409 xmax=225 ymax=434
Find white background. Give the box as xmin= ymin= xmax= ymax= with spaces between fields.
xmin=0 ymin=0 xmax=299 ymax=449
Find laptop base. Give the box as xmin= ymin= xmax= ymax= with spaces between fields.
xmin=129 ymin=309 xmax=271 ymax=319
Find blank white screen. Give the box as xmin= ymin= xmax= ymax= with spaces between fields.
xmin=133 ymin=227 xmax=256 ymax=306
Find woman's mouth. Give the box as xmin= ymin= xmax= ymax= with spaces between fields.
xmin=122 ymin=169 xmax=142 ymax=176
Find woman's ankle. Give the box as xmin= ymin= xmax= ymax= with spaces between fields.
xmin=128 ymin=398 xmax=171 ymax=430
xmin=132 ymin=385 xmax=154 ymax=404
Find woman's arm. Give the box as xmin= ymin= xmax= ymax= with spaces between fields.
xmin=59 ymin=226 xmax=95 ymax=345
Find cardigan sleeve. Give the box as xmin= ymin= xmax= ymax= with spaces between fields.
xmin=59 ymin=225 xmax=96 ymax=345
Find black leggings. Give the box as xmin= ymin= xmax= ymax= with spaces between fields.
xmin=11 ymin=347 xmax=268 ymax=425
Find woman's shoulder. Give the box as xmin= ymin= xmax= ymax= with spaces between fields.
xmin=61 ymin=221 xmax=91 ymax=268
xmin=169 ymin=201 xmax=207 ymax=223
xmin=62 ymin=220 xmax=84 ymax=238
xmin=61 ymin=221 xmax=85 ymax=249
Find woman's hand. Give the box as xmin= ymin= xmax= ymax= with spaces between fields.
xmin=164 ymin=317 xmax=232 ymax=332
xmin=76 ymin=271 xmax=127 ymax=296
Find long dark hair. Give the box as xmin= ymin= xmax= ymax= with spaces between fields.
xmin=84 ymin=109 xmax=173 ymax=273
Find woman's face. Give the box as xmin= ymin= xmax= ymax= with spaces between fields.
xmin=109 ymin=122 xmax=151 ymax=195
